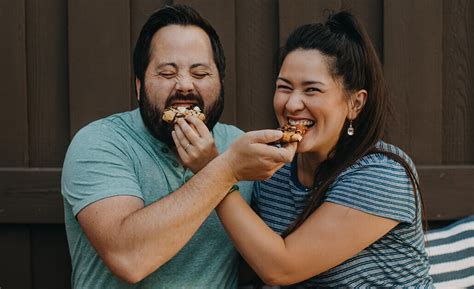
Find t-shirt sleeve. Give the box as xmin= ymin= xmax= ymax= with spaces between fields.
xmin=324 ymin=155 xmax=417 ymax=224
xmin=61 ymin=122 xmax=143 ymax=216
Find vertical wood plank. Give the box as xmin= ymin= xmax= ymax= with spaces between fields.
xmin=0 ymin=1 xmax=29 ymax=166
xmin=130 ymin=0 xmax=170 ymax=109
xmin=174 ymin=0 xmax=238 ymax=126
xmin=31 ymin=225 xmax=71 ymax=289
xmin=236 ymin=0 xmax=279 ymax=131
xmin=279 ymin=0 xmax=342 ymax=46
xmin=0 ymin=225 xmax=32 ymax=289
xmin=26 ymin=0 xmax=69 ymax=167
xmin=341 ymin=0 xmax=383 ymax=61
xmin=279 ymin=0 xmax=383 ymax=66
xmin=384 ymin=0 xmax=443 ymax=164
xmin=68 ymin=0 xmax=132 ymax=137
xmin=442 ymin=0 xmax=474 ymax=164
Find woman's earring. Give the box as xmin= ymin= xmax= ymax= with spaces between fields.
xmin=347 ymin=120 xmax=354 ymax=136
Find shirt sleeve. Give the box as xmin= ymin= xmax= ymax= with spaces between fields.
xmin=324 ymin=154 xmax=417 ymax=224
xmin=61 ymin=121 xmax=143 ymax=216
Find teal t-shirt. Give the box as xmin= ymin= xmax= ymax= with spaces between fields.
xmin=62 ymin=109 xmax=253 ymax=289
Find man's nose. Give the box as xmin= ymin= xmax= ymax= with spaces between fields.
xmin=175 ymin=74 xmax=195 ymax=94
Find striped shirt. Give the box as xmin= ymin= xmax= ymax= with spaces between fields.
xmin=252 ymin=141 xmax=433 ymax=288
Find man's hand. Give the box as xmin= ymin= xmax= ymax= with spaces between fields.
xmin=220 ymin=130 xmax=297 ymax=181
xmin=172 ymin=116 xmax=219 ymax=174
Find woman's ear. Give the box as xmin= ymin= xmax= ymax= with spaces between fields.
xmin=135 ymin=77 xmax=141 ymax=101
xmin=349 ymin=89 xmax=368 ymax=118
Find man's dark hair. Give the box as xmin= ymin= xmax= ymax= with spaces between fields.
xmin=133 ymin=4 xmax=225 ymax=87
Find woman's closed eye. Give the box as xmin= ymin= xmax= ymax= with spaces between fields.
xmin=277 ymin=84 xmax=293 ymax=92
xmin=305 ymin=87 xmax=322 ymax=93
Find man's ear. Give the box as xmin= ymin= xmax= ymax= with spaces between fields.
xmin=349 ymin=89 xmax=368 ymax=118
xmin=135 ymin=77 xmax=141 ymax=101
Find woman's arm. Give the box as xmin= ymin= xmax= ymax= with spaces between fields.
xmin=216 ymin=192 xmax=398 ymax=286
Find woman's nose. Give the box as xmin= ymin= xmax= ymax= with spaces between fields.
xmin=285 ymin=93 xmax=305 ymax=113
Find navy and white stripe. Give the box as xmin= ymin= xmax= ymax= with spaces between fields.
xmin=252 ymin=141 xmax=433 ymax=288
xmin=426 ymin=215 xmax=474 ymax=288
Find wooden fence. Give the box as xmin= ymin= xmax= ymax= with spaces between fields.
xmin=0 ymin=0 xmax=473 ymax=288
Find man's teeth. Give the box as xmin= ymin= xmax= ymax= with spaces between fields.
xmin=288 ymin=119 xmax=315 ymax=126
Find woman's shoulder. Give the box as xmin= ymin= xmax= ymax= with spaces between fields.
xmin=339 ymin=141 xmax=417 ymax=180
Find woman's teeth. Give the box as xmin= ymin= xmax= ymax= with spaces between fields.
xmin=288 ymin=119 xmax=315 ymax=127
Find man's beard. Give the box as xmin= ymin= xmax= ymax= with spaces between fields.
xmin=139 ymin=85 xmax=224 ymax=148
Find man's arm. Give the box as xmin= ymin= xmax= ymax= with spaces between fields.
xmin=76 ymin=129 xmax=294 ymax=283
xmin=77 ymin=157 xmax=236 ymax=283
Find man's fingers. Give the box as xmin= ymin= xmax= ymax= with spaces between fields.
xmin=245 ymin=129 xmax=283 ymax=144
xmin=175 ymin=118 xmax=200 ymax=144
xmin=251 ymin=142 xmax=296 ymax=163
xmin=185 ymin=115 xmax=210 ymax=137
xmin=173 ymin=124 xmax=191 ymax=149
xmin=172 ymin=131 xmax=187 ymax=156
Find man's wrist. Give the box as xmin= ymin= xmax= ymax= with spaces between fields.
xmin=226 ymin=184 xmax=239 ymax=196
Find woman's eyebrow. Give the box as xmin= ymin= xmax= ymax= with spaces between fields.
xmin=277 ymin=77 xmax=325 ymax=86
xmin=302 ymin=80 xmax=325 ymax=86
xmin=277 ymin=77 xmax=291 ymax=84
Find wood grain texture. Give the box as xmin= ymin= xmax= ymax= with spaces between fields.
xmin=442 ymin=0 xmax=474 ymax=164
xmin=26 ymin=0 xmax=69 ymax=167
xmin=419 ymin=165 xmax=474 ymax=220
xmin=279 ymin=0 xmax=341 ymax=46
xmin=384 ymin=0 xmax=443 ymax=165
xmin=0 ymin=225 xmax=31 ymax=289
xmin=0 ymin=168 xmax=63 ymax=224
xmin=236 ymin=0 xmax=279 ymax=131
xmin=175 ymin=0 xmax=238 ymax=126
xmin=341 ymin=0 xmax=383 ymax=61
xmin=68 ymin=0 xmax=132 ymax=137
xmin=278 ymin=0 xmax=383 ymax=70
xmin=0 ymin=1 xmax=29 ymax=167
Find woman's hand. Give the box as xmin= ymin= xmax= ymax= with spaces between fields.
xmin=220 ymin=130 xmax=297 ymax=181
xmin=172 ymin=116 xmax=219 ymax=174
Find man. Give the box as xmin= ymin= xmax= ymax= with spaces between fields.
xmin=61 ymin=4 xmax=293 ymax=288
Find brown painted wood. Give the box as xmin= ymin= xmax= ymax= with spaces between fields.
xmin=384 ymin=0 xmax=443 ymax=165
xmin=419 ymin=166 xmax=474 ymax=220
xmin=236 ymin=0 xmax=279 ymax=131
xmin=26 ymin=0 xmax=69 ymax=167
xmin=0 ymin=168 xmax=63 ymax=224
xmin=68 ymin=0 xmax=132 ymax=137
xmin=0 ymin=1 xmax=29 ymax=167
xmin=176 ymin=0 xmax=238 ymax=126
xmin=0 ymin=225 xmax=31 ymax=289
xmin=279 ymin=0 xmax=341 ymax=46
xmin=278 ymin=0 xmax=383 ymax=68
xmin=341 ymin=0 xmax=383 ymax=61
xmin=130 ymin=0 xmax=171 ymax=109
xmin=31 ymin=225 xmax=71 ymax=289
xmin=442 ymin=0 xmax=474 ymax=164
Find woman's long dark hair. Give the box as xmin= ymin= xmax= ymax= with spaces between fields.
xmin=281 ymin=12 xmax=425 ymax=237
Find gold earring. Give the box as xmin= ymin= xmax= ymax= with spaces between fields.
xmin=347 ymin=120 xmax=354 ymax=136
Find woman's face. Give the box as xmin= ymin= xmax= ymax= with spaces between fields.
xmin=273 ymin=49 xmax=349 ymax=158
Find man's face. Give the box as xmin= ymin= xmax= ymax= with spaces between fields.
xmin=138 ymin=24 xmax=223 ymax=147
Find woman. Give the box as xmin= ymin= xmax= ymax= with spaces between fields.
xmin=216 ymin=12 xmax=433 ymax=287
